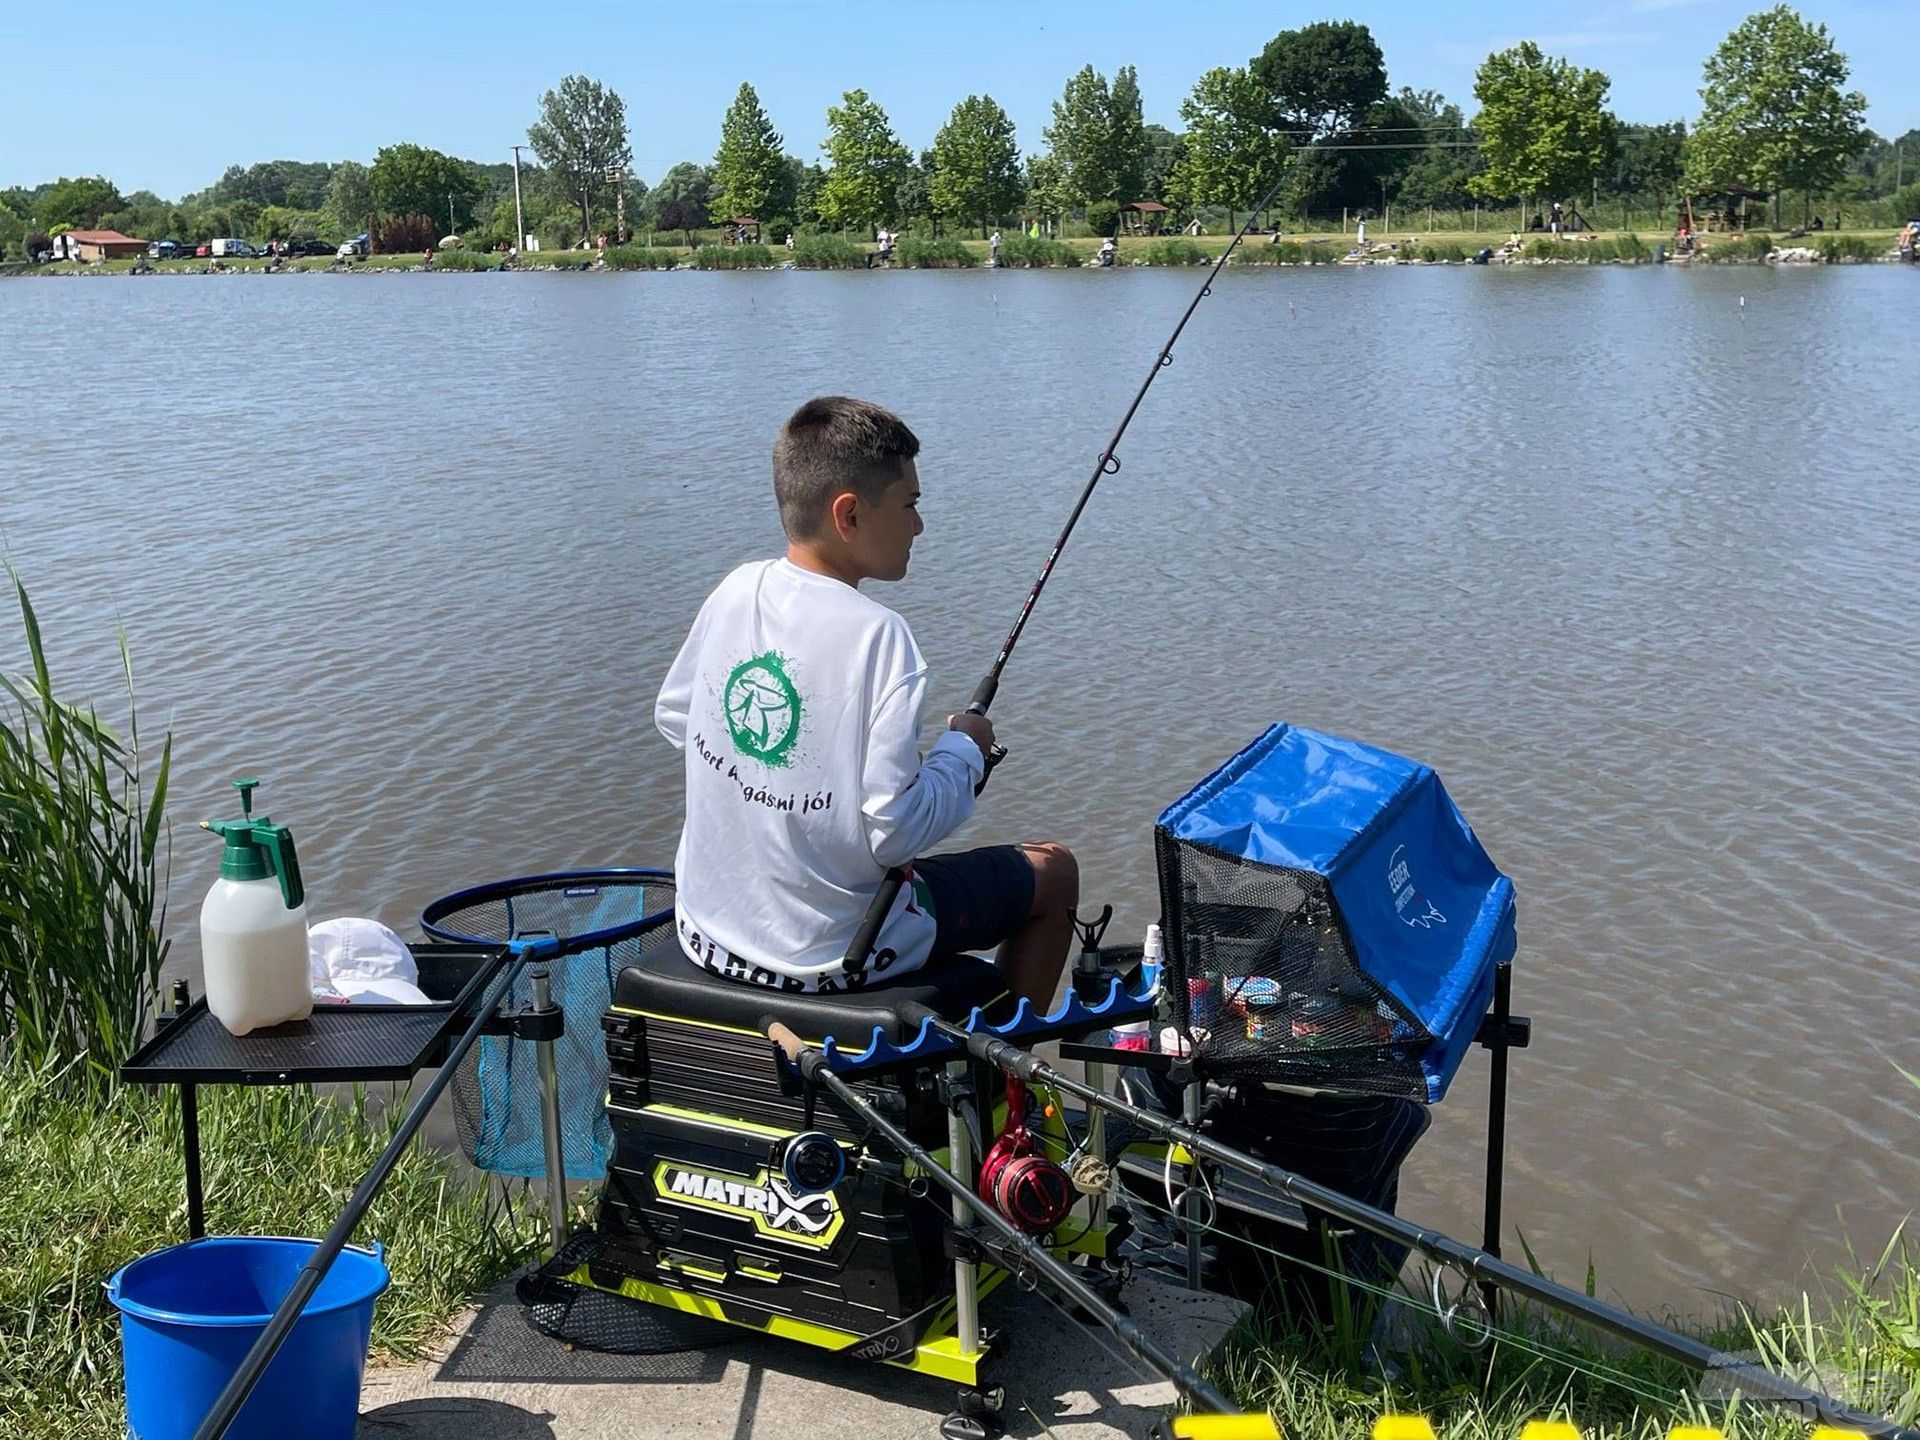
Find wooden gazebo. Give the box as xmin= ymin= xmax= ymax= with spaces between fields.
xmin=724 ymin=217 xmax=761 ymax=245
xmin=1121 ymin=201 xmax=1168 ymax=235
xmin=1683 ymin=188 xmax=1769 ymax=232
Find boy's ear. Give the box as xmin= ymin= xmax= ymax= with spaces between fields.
xmin=828 ymin=489 xmax=860 ymax=539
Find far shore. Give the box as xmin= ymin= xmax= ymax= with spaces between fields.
xmin=5 ymin=227 xmax=1908 ymax=277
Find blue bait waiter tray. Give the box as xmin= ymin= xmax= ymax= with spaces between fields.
xmin=1156 ymin=723 xmax=1516 ymax=1102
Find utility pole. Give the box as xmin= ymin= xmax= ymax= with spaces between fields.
xmin=447 ymin=192 xmax=455 ymax=238
xmin=510 ymin=145 xmax=528 ymax=251
xmin=615 ymin=167 xmax=626 ymax=244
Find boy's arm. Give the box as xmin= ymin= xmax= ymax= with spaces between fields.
xmin=861 ymin=667 xmax=986 ymax=868
xmin=655 ymin=622 xmax=701 ymax=751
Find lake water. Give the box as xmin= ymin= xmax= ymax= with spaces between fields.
xmin=2 ymin=265 xmax=1915 ymax=1313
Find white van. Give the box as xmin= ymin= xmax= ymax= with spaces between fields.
xmin=209 ymin=238 xmax=257 ymax=258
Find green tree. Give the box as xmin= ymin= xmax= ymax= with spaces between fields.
xmin=818 ymin=89 xmax=911 ymax=233
xmin=1392 ymin=90 xmax=1485 ymax=209
xmin=1686 ymin=5 xmax=1867 ymax=226
xmin=326 ymin=162 xmax=374 ymax=236
xmin=1022 ymin=153 xmax=1070 ymax=231
xmin=528 ymin=74 xmax=634 ymax=244
xmin=1044 ymin=65 xmax=1118 ymax=206
xmin=1468 ymin=44 xmax=1619 ymax=218
xmin=1142 ymin=124 xmax=1185 ymax=203
xmin=930 ymin=94 xmax=1024 ymax=235
xmin=1170 ymin=66 xmax=1289 ymax=229
xmin=37 ymin=176 xmax=124 ymax=230
xmin=369 ymin=144 xmax=482 ymax=231
xmin=1611 ymin=122 xmax=1688 ymax=214
xmin=713 ymin=82 xmax=789 ymax=222
xmin=1109 ymin=66 xmax=1149 ymax=203
xmin=1252 ymin=21 xmax=1387 ymax=139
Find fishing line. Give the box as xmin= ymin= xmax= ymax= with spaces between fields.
xmin=1018 ymin=1125 xmax=1715 ymax=1411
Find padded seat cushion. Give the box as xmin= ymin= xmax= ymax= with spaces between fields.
xmin=613 ymin=946 xmax=1013 ymax=1044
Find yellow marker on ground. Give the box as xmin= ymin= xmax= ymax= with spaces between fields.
xmin=1169 ymin=1414 xmax=1282 ymax=1440
xmin=1809 ymin=1430 xmax=1870 ymax=1440
xmin=1518 ymin=1423 xmax=1583 ymax=1440
xmin=1666 ymin=1427 xmax=1724 ymax=1440
xmin=1373 ymin=1417 xmax=1439 ymax=1440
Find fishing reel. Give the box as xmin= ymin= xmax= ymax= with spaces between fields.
xmin=777 ymin=1131 xmax=846 ymax=1195
xmin=977 ymin=1079 xmax=1073 ymax=1234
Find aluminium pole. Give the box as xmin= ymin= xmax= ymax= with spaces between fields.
xmin=511 ymin=145 xmax=528 ymax=251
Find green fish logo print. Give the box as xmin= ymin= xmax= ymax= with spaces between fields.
xmin=724 ymin=651 xmax=803 ymax=767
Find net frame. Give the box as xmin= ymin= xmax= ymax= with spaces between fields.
xmin=421 ymin=869 xmax=675 ymax=1178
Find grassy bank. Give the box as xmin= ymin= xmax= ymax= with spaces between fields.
xmin=11 ymin=227 xmax=1906 ymax=277
xmin=0 ymin=576 xmax=542 ymax=1440
xmin=0 ymin=1059 xmax=544 ymax=1440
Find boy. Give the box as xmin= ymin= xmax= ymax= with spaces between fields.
xmin=655 ymin=396 xmax=1077 ymax=1004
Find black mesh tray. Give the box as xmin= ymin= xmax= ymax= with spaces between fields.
xmin=120 ymin=942 xmax=508 ymax=1085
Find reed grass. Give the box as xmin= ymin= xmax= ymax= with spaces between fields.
xmin=602 ymin=244 xmax=681 ymax=270
xmin=788 ymin=234 xmax=862 ymax=269
xmin=691 ymin=243 xmax=776 ymax=270
xmin=0 ymin=1056 xmax=547 ymax=1440
xmin=994 ymin=234 xmax=1082 ymax=267
xmin=0 ymin=574 xmax=171 ymax=1080
xmin=894 ymin=236 xmax=977 ymax=269
xmin=1141 ymin=238 xmax=1210 ymax=266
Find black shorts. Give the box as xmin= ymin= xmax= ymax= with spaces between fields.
xmin=911 ymin=846 xmax=1035 ymax=957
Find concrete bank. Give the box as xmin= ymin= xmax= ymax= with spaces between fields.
xmin=357 ymin=1272 xmax=1247 ymax=1439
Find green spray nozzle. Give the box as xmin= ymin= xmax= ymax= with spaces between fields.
xmin=201 ymin=777 xmax=305 ymax=910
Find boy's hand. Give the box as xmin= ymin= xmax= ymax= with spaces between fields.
xmin=948 ymin=712 xmax=996 ymax=761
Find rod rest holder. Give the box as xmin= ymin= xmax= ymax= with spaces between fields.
xmin=484 ymin=1005 xmax=565 ymax=1042
xmin=1474 ymin=1013 xmax=1531 ymax=1050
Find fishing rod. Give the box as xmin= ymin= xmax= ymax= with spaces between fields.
xmin=895 ymin=1002 xmax=1920 ymax=1440
xmin=764 ymin=1021 xmax=1277 ymax=1439
xmin=842 ymin=163 xmax=1299 ymax=978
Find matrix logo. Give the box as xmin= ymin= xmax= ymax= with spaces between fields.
xmin=651 ymin=1160 xmax=843 ymax=1250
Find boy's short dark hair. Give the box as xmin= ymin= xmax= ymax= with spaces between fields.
xmin=773 ymin=396 xmax=920 ymax=540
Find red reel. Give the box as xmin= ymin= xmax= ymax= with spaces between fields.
xmin=978 ymin=1079 xmax=1074 ymax=1235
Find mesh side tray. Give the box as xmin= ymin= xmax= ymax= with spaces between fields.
xmin=120 ymin=944 xmax=507 ymax=1085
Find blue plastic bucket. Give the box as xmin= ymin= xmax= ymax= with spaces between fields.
xmin=108 ymin=1236 xmax=389 ymax=1440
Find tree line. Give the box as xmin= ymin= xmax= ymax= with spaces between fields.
xmin=5 ymin=4 xmax=1914 ymax=262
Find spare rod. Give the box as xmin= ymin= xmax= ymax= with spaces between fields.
xmin=898 ymin=1003 xmax=1919 ymax=1440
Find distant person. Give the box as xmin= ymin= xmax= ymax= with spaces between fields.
xmin=1096 ymin=235 xmax=1116 ymax=267
xmin=1028 ymin=220 xmax=1040 ymax=238
xmin=422 ymin=245 xmax=434 ymax=271
xmin=785 ymin=231 xmax=795 ymax=251
xmin=989 ymin=229 xmax=1001 ymax=265
xmin=1356 ymin=219 xmax=1367 ymax=247
xmin=1809 ymin=215 xmax=1824 ymax=232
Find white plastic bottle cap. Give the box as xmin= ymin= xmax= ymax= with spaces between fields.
xmin=1143 ymin=923 xmax=1165 ymax=964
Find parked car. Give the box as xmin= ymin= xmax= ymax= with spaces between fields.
xmin=195 ymin=243 xmax=212 ymax=258
xmin=335 ymin=233 xmax=371 ymax=259
xmin=209 ymin=238 xmax=258 ymax=259
xmin=147 ymin=239 xmax=189 ymax=260
xmin=287 ymin=238 xmax=335 ymax=257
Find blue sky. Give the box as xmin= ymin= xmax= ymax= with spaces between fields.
xmin=5 ymin=0 xmax=1914 ymax=198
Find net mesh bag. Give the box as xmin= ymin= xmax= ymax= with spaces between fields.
xmin=1157 ymin=834 xmax=1431 ymax=1098
xmin=425 ymin=874 xmax=674 ymax=1180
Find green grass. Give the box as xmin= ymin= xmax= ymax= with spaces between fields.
xmin=691 ymin=243 xmax=777 ymax=270
xmin=995 ymin=233 xmax=1083 ymax=267
xmin=894 ymin=235 xmax=978 ymax=268
xmin=1142 ymin=237 xmax=1209 ymax=266
xmin=792 ymin=234 xmax=866 ymax=269
xmin=603 ymin=244 xmax=681 ymax=270
xmin=1 ymin=574 xmax=170 ymax=1080
xmin=0 ymin=1057 xmax=545 ymax=1440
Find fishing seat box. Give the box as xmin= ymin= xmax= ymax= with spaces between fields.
xmin=592 ymin=947 xmax=1008 ymax=1341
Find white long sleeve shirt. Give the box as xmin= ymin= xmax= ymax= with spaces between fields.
xmin=656 ymin=559 xmax=985 ymax=991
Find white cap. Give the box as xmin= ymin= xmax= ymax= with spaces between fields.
xmin=308 ymin=918 xmax=431 ymax=1005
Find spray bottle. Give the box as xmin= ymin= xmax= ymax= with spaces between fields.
xmin=200 ymin=778 xmax=310 ymax=1035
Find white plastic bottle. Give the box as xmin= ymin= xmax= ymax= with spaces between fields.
xmin=200 ymin=778 xmax=312 ymax=1036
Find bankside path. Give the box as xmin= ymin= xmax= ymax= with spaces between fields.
xmin=357 ymin=1273 xmax=1246 ymax=1439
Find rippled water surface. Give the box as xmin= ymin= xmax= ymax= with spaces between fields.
xmin=2 ymin=266 xmax=1915 ymax=1310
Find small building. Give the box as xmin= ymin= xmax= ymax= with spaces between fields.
xmin=724 ymin=216 xmax=761 ymax=245
xmin=1121 ymin=201 xmax=1169 ymax=236
xmin=56 ymin=229 xmax=149 ymax=262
